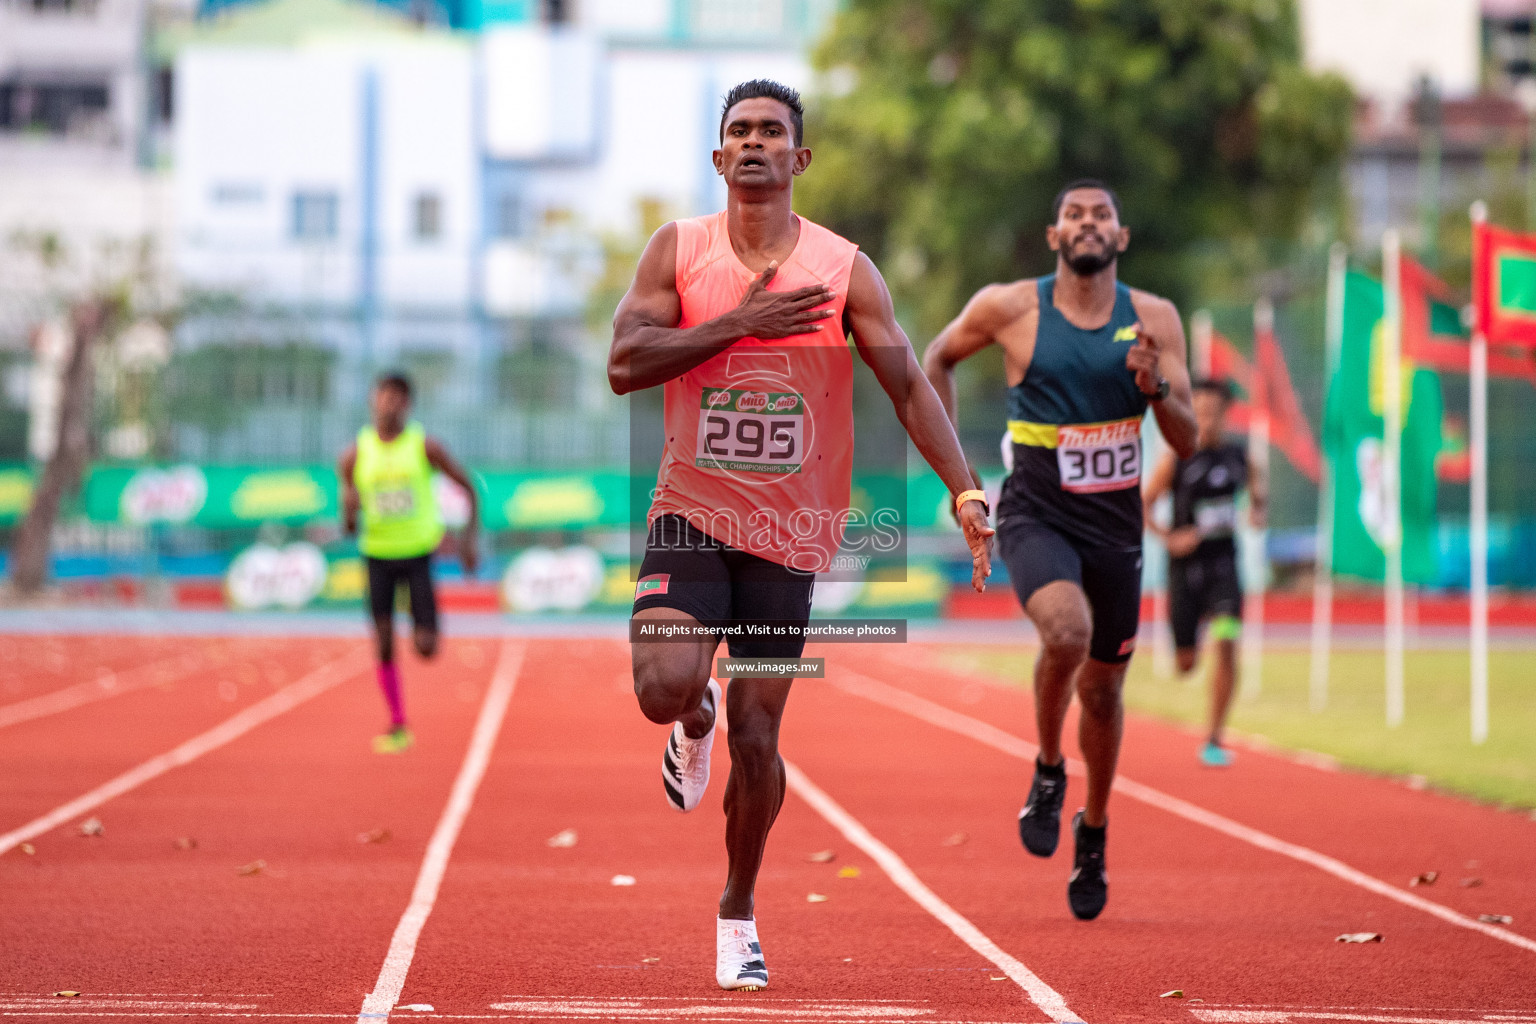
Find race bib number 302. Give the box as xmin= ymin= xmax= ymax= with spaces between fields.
xmin=1056 ymin=420 xmax=1141 ymax=494
xmin=696 ymin=388 xmax=804 ymax=474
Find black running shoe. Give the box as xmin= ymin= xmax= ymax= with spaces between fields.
xmin=1017 ymin=757 xmax=1067 ymax=857
xmin=1067 ymin=810 xmax=1108 ymax=920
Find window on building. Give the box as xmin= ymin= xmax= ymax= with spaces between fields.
xmin=292 ymin=191 xmax=339 ymax=240
xmin=543 ymin=0 xmax=570 ymax=25
xmin=154 ymin=66 xmax=173 ymax=125
xmin=0 ymin=79 xmax=110 ymax=135
xmin=413 ymin=192 xmax=443 ymax=241
xmin=493 ymin=193 xmax=521 ymax=239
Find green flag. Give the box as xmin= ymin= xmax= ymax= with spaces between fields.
xmin=1322 ymin=271 xmax=1443 ymax=584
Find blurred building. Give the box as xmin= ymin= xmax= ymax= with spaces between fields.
xmin=160 ymin=0 xmax=834 ymax=465
xmin=0 ymin=0 xmax=192 ymax=460
xmin=1297 ymin=0 xmax=1536 ymax=252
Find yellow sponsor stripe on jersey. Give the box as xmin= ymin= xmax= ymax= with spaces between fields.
xmin=1113 ymin=326 xmax=1140 ymax=343
xmin=1007 ymin=420 xmax=1060 ymax=448
xmin=1008 ymin=415 xmax=1143 ymax=448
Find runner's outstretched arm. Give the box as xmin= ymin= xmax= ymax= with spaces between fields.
xmin=845 ymin=252 xmax=994 ymax=591
xmin=425 ymin=438 xmax=481 ymax=576
xmin=338 ymin=445 xmax=359 ymax=537
xmin=607 ymin=223 xmax=836 ymax=395
xmin=1128 ymin=295 xmax=1198 ymax=458
xmin=921 ymin=284 xmax=1016 ymax=439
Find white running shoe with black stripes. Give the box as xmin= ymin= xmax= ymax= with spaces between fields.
xmin=662 ymin=678 xmax=720 ymax=813
xmin=716 ymin=916 xmax=769 ymax=991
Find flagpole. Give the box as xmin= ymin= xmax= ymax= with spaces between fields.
xmin=1382 ymin=230 xmax=1407 ymax=729
xmin=1311 ymin=243 xmax=1347 ymax=711
xmin=1469 ymin=202 xmax=1490 ymax=745
xmin=1244 ymin=299 xmax=1273 ymax=701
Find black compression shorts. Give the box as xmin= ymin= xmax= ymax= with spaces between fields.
xmin=632 ymin=514 xmax=815 ymax=659
xmin=1168 ymin=554 xmax=1243 ymax=651
xmin=365 ymin=554 xmax=439 ymax=632
xmin=997 ymin=515 xmax=1143 ymax=664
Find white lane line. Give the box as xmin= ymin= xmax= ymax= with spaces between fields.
xmin=0 ymin=651 xmax=210 ymax=731
xmin=830 ymin=669 xmax=1536 ymax=957
xmin=0 ymin=652 xmax=365 ymax=856
xmin=357 ymin=641 xmax=526 ymax=1022
xmin=783 ymin=757 xmax=1083 ymax=1024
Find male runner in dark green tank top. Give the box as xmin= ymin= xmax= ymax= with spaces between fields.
xmin=923 ymin=180 xmax=1197 ymax=920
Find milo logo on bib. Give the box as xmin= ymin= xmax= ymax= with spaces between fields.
xmin=696 ymin=387 xmax=805 ymax=475
xmin=1056 ymin=418 xmax=1141 ymax=494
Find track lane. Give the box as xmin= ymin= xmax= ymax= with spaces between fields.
xmin=0 ymin=638 xmax=357 ymax=829
xmin=855 ymin=645 xmax=1536 ymax=935
xmin=791 ymin=645 xmax=1536 ymax=1023
xmin=394 ymin=639 xmax=1073 ymax=1023
xmin=0 ymin=636 xmax=502 ymax=1015
xmin=0 ymin=634 xmax=227 ymax=707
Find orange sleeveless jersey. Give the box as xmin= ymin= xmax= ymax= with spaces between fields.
xmin=648 ymin=211 xmax=860 ymax=573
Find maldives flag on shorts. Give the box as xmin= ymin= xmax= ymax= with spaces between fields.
xmin=1474 ymin=219 xmax=1536 ymax=349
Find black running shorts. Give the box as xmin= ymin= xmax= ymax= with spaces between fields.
xmin=365 ymin=554 xmax=439 ymax=632
xmin=997 ymin=515 xmax=1143 ymax=664
xmin=632 ymin=514 xmax=815 ymax=659
xmin=1168 ymin=554 xmax=1243 ymax=651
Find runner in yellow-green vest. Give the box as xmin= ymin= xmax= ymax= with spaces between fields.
xmin=338 ymin=372 xmax=480 ymax=754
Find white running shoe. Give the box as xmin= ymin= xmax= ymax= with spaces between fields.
xmin=662 ymin=678 xmax=720 ymax=813
xmin=716 ymin=917 xmax=769 ymax=991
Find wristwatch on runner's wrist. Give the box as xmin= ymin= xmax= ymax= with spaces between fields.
xmin=1143 ymin=376 xmax=1170 ymax=401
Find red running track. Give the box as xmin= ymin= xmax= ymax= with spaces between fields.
xmin=0 ymin=633 xmax=1533 ymax=1024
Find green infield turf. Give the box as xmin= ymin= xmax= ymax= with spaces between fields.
xmin=936 ymin=646 xmax=1536 ymax=810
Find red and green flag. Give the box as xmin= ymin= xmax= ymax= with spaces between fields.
xmin=1473 ymin=220 xmax=1536 ymax=369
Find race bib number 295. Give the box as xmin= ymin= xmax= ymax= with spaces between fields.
xmin=1057 ymin=420 xmax=1141 ymax=494
xmin=696 ymin=388 xmax=804 ymax=475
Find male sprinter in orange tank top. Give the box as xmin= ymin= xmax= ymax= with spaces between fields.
xmin=924 ymin=182 xmax=1197 ymax=921
xmin=609 ymin=80 xmax=993 ymax=991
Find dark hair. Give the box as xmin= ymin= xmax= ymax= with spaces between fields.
xmin=375 ymin=371 xmax=412 ymax=399
xmin=1052 ymin=179 xmax=1122 ymax=221
xmin=1192 ymin=377 xmax=1235 ymax=402
xmin=720 ymin=79 xmax=804 ymax=147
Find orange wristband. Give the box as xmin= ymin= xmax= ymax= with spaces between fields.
xmin=955 ymin=489 xmax=990 ymax=514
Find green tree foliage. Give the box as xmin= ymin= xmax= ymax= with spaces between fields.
xmin=797 ymin=0 xmax=1354 ymax=337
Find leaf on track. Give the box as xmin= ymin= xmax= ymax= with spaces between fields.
xmin=401 ymin=1004 xmax=435 ymax=1012
xmin=806 ymin=849 xmax=835 ymax=863
xmin=1160 ymin=990 xmax=1184 ymax=998
xmin=19 ymin=843 xmax=35 ymax=856
xmin=1335 ymin=932 xmax=1384 ymax=943
xmin=53 ymin=992 xmax=80 ymax=998
xmin=610 ymin=874 xmax=637 ymax=887
xmin=237 ymin=859 xmax=267 ymax=877
xmin=641 ymin=957 xmax=660 ymax=964
xmin=1409 ymin=871 xmax=1438 ymax=886
xmin=806 ymin=893 xmax=829 ymax=903
xmin=837 ymin=866 xmax=861 ymax=879
xmin=173 ymin=837 xmax=197 ymax=850
xmin=989 ymin=976 xmax=1007 ymax=982
xmin=941 ymin=832 xmax=968 ymax=847
xmin=78 ymin=818 xmax=104 ymax=837
xmin=357 ymin=828 xmax=392 ymax=844
xmin=1478 ymin=914 xmax=1514 ymax=924
xmin=1461 ymin=877 xmax=1484 ymax=887
xmin=547 ymin=829 xmax=578 ymax=848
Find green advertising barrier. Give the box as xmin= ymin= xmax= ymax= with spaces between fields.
xmin=71 ymin=463 xmax=972 ymax=537
xmin=0 ymin=465 xmax=35 ymax=525
xmin=84 ymin=465 xmax=336 ymax=527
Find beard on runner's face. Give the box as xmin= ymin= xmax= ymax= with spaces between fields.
xmin=1062 ymin=230 xmax=1119 ymax=275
